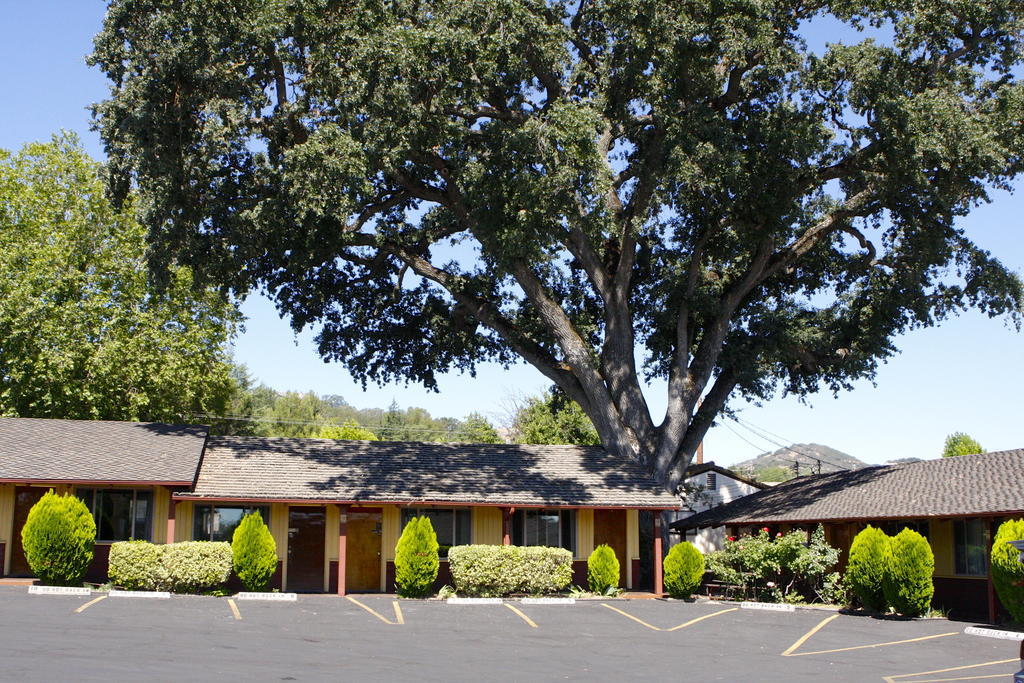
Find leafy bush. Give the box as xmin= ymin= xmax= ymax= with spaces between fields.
xmin=992 ymin=519 xmax=1024 ymax=621
xmin=108 ymin=541 xmax=232 ymax=592
xmin=109 ymin=540 xmax=166 ymax=590
xmin=20 ymin=491 xmax=95 ymax=586
xmin=705 ymin=525 xmax=839 ymax=603
xmin=394 ymin=516 xmax=440 ymax=598
xmin=663 ymin=542 xmax=705 ymax=599
xmin=883 ymin=528 xmax=934 ymax=617
xmin=232 ymin=512 xmax=278 ymax=591
xmin=846 ymin=526 xmax=890 ymax=611
xmin=587 ymin=544 xmax=620 ymax=593
xmin=448 ymin=545 xmax=573 ymax=597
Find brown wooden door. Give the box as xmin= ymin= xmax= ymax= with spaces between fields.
xmin=593 ymin=509 xmax=628 ymax=588
xmin=10 ymin=487 xmax=46 ymax=576
xmin=346 ymin=510 xmax=382 ymax=593
xmin=287 ymin=507 xmax=326 ymax=592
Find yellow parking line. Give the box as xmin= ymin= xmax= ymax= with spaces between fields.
xmin=665 ymin=607 xmax=738 ymax=632
xmin=346 ymin=595 xmax=398 ymax=625
xmin=881 ymin=658 xmax=1018 ymax=683
xmin=601 ymin=603 xmax=662 ymax=631
xmin=505 ymin=603 xmax=538 ymax=628
xmin=791 ymin=631 xmax=958 ymax=657
xmin=392 ymin=601 xmax=404 ymax=625
xmin=74 ymin=595 xmax=107 ymax=613
xmin=227 ymin=598 xmax=242 ymax=621
xmin=781 ymin=613 xmax=840 ymax=656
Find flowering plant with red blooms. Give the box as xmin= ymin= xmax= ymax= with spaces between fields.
xmin=727 ymin=536 xmax=736 ymax=542
xmin=762 ymin=527 xmax=771 ymax=533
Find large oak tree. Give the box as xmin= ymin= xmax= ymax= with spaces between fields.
xmin=91 ymin=1 xmax=1024 ymax=491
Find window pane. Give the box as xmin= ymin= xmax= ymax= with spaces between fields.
xmin=538 ymin=513 xmax=559 ymax=547
xmin=76 ymin=489 xmax=95 ymax=514
xmin=194 ymin=505 xmax=267 ymax=542
xmin=133 ymin=491 xmax=152 ymax=541
xmin=560 ymin=511 xmax=576 ymax=554
xmin=97 ymin=490 xmax=133 ymax=541
xmin=455 ymin=509 xmax=471 ymax=546
xmin=955 ymin=519 xmax=986 ymax=576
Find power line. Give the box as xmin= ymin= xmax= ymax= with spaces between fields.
xmin=730 ymin=416 xmax=854 ymax=472
xmin=193 ymin=413 xmax=474 ymax=434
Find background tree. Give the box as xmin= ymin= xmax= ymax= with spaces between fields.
xmin=91 ymin=1 xmax=1024 ymax=491
xmin=941 ymin=432 xmax=985 ymax=457
xmin=318 ymin=421 xmax=379 ymax=440
xmin=512 ymin=388 xmax=601 ymax=445
xmin=0 ymin=136 xmax=239 ymax=422
xmin=457 ymin=412 xmax=502 ymax=444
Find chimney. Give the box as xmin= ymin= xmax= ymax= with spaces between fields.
xmin=696 ymin=440 xmax=704 ymax=465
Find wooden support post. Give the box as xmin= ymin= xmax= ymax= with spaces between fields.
xmin=338 ymin=504 xmax=349 ymax=596
xmin=987 ymin=519 xmax=998 ymax=624
xmin=502 ymin=507 xmax=513 ymax=545
xmin=166 ymin=494 xmax=176 ymax=545
xmin=653 ymin=513 xmax=664 ymax=597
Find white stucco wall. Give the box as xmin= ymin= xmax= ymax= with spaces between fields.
xmin=670 ymin=468 xmax=761 ymax=552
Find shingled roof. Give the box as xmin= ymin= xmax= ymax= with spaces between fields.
xmin=0 ymin=418 xmax=208 ymax=484
xmin=183 ymin=436 xmax=680 ymax=508
xmin=672 ymin=449 xmax=1024 ymax=529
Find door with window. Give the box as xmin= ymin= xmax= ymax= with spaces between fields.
xmin=287 ymin=507 xmax=326 ymax=592
xmin=346 ymin=509 xmax=382 ymax=593
xmin=593 ymin=509 xmax=627 ymax=587
xmin=10 ymin=487 xmax=45 ymax=576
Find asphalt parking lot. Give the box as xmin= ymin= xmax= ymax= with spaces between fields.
xmin=0 ymin=587 xmax=1018 ymax=682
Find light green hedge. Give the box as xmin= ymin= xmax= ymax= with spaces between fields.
xmin=108 ymin=541 xmax=233 ymax=593
xmin=448 ymin=545 xmax=573 ymax=596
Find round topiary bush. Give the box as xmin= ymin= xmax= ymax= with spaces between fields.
xmin=883 ymin=528 xmax=934 ymax=617
xmin=587 ymin=544 xmax=620 ymax=594
xmin=991 ymin=519 xmax=1024 ymax=622
xmin=20 ymin=490 xmax=96 ymax=586
xmin=231 ymin=512 xmax=278 ymax=591
xmin=663 ymin=541 xmax=705 ymax=599
xmin=394 ymin=516 xmax=440 ymax=598
xmin=846 ymin=526 xmax=890 ymax=612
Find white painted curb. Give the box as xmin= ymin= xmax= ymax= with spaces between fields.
xmin=27 ymin=585 xmax=91 ymax=596
xmin=447 ymin=597 xmax=503 ymax=605
xmin=520 ymin=597 xmax=575 ymax=605
xmin=740 ymin=601 xmax=796 ymax=612
xmin=964 ymin=626 xmax=1024 ymax=641
xmin=235 ymin=592 xmax=298 ymax=602
xmin=109 ymin=590 xmax=171 ymax=599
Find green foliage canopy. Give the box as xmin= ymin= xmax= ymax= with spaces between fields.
xmin=91 ymin=1 xmax=1024 ymax=489
xmin=232 ymin=512 xmax=279 ymax=591
xmin=513 ymin=389 xmax=601 ymax=445
xmin=0 ymin=136 xmax=239 ymax=422
xmin=941 ymin=432 xmax=985 ymax=457
xmin=318 ymin=420 xmax=379 ymax=441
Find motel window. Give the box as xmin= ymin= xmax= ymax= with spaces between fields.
xmin=193 ymin=505 xmax=270 ymax=543
xmin=512 ymin=510 xmax=577 ymax=555
xmin=76 ymin=488 xmax=152 ymax=542
xmin=881 ymin=520 xmax=930 ymax=541
xmin=400 ymin=508 xmax=471 ymax=558
xmin=953 ymin=519 xmax=986 ymax=577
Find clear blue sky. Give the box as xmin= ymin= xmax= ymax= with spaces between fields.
xmin=2 ymin=3 xmax=1022 ymax=466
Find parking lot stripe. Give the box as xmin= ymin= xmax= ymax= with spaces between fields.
xmin=73 ymin=595 xmax=107 ymax=613
xmin=781 ymin=613 xmax=839 ymax=656
xmin=505 ymin=603 xmax=538 ymax=629
xmin=881 ymin=658 xmax=1018 ymax=683
xmin=601 ymin=603 xmax=661 ymax=631
xmin=790 ymin=631 xmax=958 ymax=657
xmin=346 ymin=596 xmax=398 ymax=625
xmin=665 ymin=607 xmax=738 ymax=632
xmin=392 ymin=601 xmax=404 ymax=625
xmin=227 ymin=599 xmax=242 ymax=621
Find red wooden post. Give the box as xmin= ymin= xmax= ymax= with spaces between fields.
xmin=166 ymin=494 xmax=176 ymax=545
xmin=987 ymin=519 xmax=998 ymax=624
xmin=337 ymin=504 xmax=349 ymax=596
xmin=653 ymin=513 xmax=664 ymax=597
xmin=502 ymin=507 xmax=513 ymax=545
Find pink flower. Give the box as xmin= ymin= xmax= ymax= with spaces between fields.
xmin=776 ymin=532 xmax=783 ymax=538
xmin=762 ymin=527 xmax=770 ymax=533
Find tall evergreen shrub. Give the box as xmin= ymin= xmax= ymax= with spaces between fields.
xmin=991 ymin=519 xmax=1024 ymax=622
xmin=587 ymin=544 xmax=620 ymax=593
xmin=231 ymin=512 xmax=278 ymax=591
xmin=394 ymin=516 xmax=439 ymax=598
xmin=20 ymin=491 xmax=95 ymax=586
xmin=663 ymin=542 xmax=705 ymax=599
xmin=846 ymin=526 xmax=890 ymax=611
xmin=883 ymin=528 xmax=934 ymax=617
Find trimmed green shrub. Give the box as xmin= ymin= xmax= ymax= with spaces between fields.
xmin=108 ymin=541 xmax=232 ymax=592
xmin=664 ymin=542 xmax=704 ymax=599
xmin=447 ymin=545 xmax=573 ymax=597
xmin=883 ymin=528 xmax=934 ymax=617
xmin=991 ymin=519 xmax=1024 ymax=622
xmin=20 ymin=490 xmax=95 ymax=586
xmin=232 ymin=512 xmax=279 ymax=591
xmin=846 ymin=526 xmax=890 ymax=611
xmin=109 ymin=540 xmax=166 ymax=590
xmin=587 ymin=544 xmax=620 ymax=593
xmin=394 ymin=516 xmax=440 ymax=598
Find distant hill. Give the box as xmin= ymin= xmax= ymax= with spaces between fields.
xmin=731 ymin=443 xmax=867 ymax=481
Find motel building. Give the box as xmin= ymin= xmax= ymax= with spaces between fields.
xmin=0 ymin=418 xmax=679 ymax=594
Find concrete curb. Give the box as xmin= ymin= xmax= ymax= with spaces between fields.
xmin=109 ymin=590 xmax=170 ymax=599
xmin=235 ymin=592 xmax=297 ymax=601
xmin=447 ymin=597 xmax=503 ymax=605
xmin=740 ymin=601 xmax=796 ymax=612
xmin=520 ymin=597 xmax=575 ymax=605
xmin=27 ymin=585 xmax=91 ymax=596
xmin=964 ymin=626 xmax=1024 ymax=641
